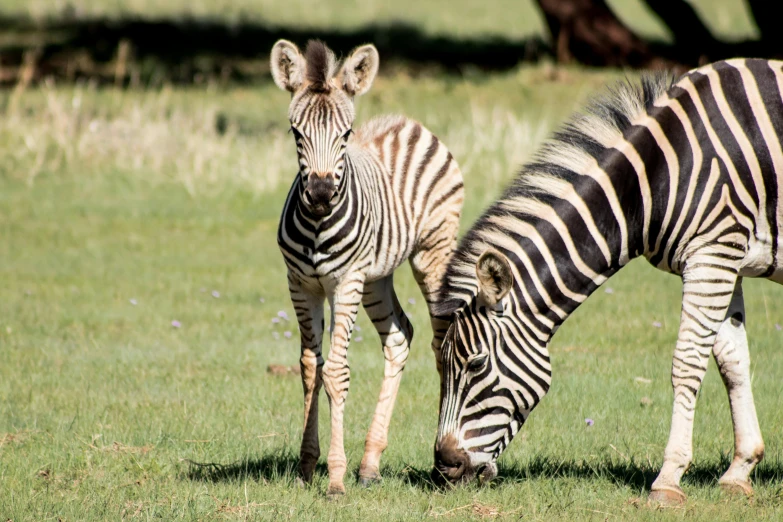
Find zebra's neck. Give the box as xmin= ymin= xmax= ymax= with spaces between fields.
xmin=496 ymin=161 xmax=644 ymax=344
xmin=440 ymin=73 xmax=680 ymax=344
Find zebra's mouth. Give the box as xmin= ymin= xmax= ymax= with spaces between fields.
xmin=477 ymin=461 xmax=498 ymax=483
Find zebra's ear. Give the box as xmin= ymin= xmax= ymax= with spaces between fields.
xmin=339 ymin=44 xmax=379 ymax=97
xmin=476 ymin=249 xmax=513 ymax=309
xmin=270 ymin=39 xmax=306 ymax=93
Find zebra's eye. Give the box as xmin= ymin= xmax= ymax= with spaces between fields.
xmin=343 ymin=129 xmax=353 ymax=140
xmin=467 ymin=352 xmax=488 ymax=372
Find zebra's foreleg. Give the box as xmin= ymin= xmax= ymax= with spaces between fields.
xmin=650 ymin=254 xmax=740 ymax=505
xmin=289 ymin=279 xmax=326 ymax=484
xmin=322 ymin=278 xmax=364 ymax=496
xmin=712 ymin=279 xmax=764 ymax=496
xmin=359 ymin=276 xmax=413 ymax=486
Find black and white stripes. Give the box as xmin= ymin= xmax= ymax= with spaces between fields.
xmin=432 ymin=58 xmax=782 ymax=502
xmin=271 ymin=40 xmax=464 ymax=496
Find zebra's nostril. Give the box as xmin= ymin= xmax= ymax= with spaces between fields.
xmin=433 ymin=434 xmax=469 ymax=483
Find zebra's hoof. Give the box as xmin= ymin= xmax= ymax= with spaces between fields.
xmin=720 ymin=479 xmax=754 ymax=497
xmin=648 ymin=486 xmax=686 ymax=506
xmin=359 ymin=473 xmax=382 ymax=488
xmin=326 ymin=483 xmax=346 ymax=499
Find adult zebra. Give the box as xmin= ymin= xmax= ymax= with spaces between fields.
xmin=271 ymin=40 xmax=463 ymax=496
xmin=432 ymin=58 xmax=783 ymax=504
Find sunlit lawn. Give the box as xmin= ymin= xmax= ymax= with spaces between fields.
xmin=2 ymin=58 xmax=783 ymax=522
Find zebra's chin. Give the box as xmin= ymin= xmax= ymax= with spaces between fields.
xmin=431 ymin=459 xmax=498 ymax=487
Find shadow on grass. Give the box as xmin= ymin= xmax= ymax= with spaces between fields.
xmin=185 ymin=450 xmax=783 ymax=492
xmin=3 ymin=13 xmax=783 ymax=86
xmin=184 ymin=449 xmax=439 ymax=490
xmin=496 ymin=454 xmax=783 ymax=490
xmin=0 ymin=15 xmax=548 ymax=86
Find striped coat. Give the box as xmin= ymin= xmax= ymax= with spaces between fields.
xmin=271 ymin=39 xmax=463 ymax=496
xmin=432 ymin=58 xmax=783 ymax=504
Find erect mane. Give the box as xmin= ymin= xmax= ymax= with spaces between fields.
xmin=305 ymin=40 xmax=337 ymax=91
xmin=435 ymin=71 xmax=678 ymax=316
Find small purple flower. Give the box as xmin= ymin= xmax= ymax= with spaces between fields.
xmin=776 ymin=324 xmax=782 ymax=331
xmin=326 ymin=325 xmax=331 ymax=332
xmin=272 ymin=317 xmax=280 ymax=324
xmin=604 ymin=287 xmax=614 ymax=295
xmin=278 ymin=310 xmax=289 ymax=321
xmin=171 ymin=320 xmax=182 ymax=328
xmin=284 ymin=331 xmax=292 ymax=339
xmin=272 ymin=332 xmax=280 ymax=340
xmin=355 ymin=325 xmax=362 ymax=332
xmin=407 ymin=298 xmax=416 ymax=305
xmin=585 ymin=418 xmax=594 ymax=427
xmin=652 ymin=321 xmax=662 ymax=328
xmin=259 ymin=297 xmax=265 ymax=303
xmin=354 ymin=336 xmax=363 ymax=342
xmin=129 ymin=298 xmax=138 ymax=306
xmin=211 ymin=290 xmax=220 ymax=298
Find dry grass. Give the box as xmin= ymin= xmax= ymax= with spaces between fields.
xmin=0 ymin=75 xmax=556 ymax=203
xmin=1 ymin=81 xmax=292 ymax=195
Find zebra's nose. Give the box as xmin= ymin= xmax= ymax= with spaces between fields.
xmin=432 ymin=434 xmax=469 ymax=484
xmin=303 ymin=174 xmax=335 ymax=217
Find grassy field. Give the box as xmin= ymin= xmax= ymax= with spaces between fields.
xmin=2 ymin=64 xmax=783 ymax=521
xmin=1 ymin=2 xmax=783 ymax=519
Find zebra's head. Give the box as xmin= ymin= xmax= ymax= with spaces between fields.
xmin=432 ymin=248 xmax=551 ymax=485
xmin=271 ymin=39 xmax=379 ymax=218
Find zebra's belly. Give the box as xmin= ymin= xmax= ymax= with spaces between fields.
xmin=364 ymin=242 xmax=415 ymax=282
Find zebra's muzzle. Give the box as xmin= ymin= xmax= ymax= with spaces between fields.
xmin=432 ymin=434 xmax=471 ymax=485
xmin=303 ymin=174 xmax=336 ymax=218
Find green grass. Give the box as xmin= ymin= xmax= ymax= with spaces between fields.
xmin=0 ymin=0 xmax=760 ymax=42
xmin=2 ymin=63 xmax=783 ymax=520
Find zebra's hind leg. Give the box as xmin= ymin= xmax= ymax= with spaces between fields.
xmin=289 ymin=279 xmax=326 ymax=485
xmin=322 ymin=278 xmax=364 ymax=497
xmin=649 ymin=254 xmax=740 ymax=505
xmin=358 ymin=276 xmax=413 ymax=486
xmin=712 ymin=279 xmax=764 ymax=496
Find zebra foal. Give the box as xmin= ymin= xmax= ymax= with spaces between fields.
xmin=431 ymin=58 xmax=783 ymax=504
xmin=271 ymin=40 xmax=463 ymax=495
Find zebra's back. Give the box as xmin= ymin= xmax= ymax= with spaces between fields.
xmin=351 ymin=115 xmax=464 ymax=281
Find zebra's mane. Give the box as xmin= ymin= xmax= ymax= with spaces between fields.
xmin=305 ymin=40 xmax=338 ymax=91
xmin=436 ymin=71 xmax=677 ymax=315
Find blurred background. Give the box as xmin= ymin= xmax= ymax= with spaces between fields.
xmin=0 ymin=0 xmax=777 ymax=85
xmin=2 ymin=1 xmax=783 ymax=520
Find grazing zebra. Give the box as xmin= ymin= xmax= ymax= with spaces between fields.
xmin=270 ymin=40 xmax=464 ymax=495
xmin=432 ymin=58 xmax=783 ymax=504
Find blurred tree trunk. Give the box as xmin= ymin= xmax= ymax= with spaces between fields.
xmin=534 ymin=0 xmax=661 ymax=68
xmin=642 ymin=0 xmax=717 ymax=62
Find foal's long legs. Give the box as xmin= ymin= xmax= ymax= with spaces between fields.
xmin=289 ymin=278 xmax=326 ymax=483
xmin=358 ymin=276 xmax=414 ymax=485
